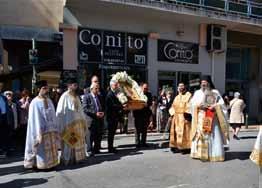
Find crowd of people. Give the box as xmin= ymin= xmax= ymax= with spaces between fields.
xmin=0 ymin=73 xmax=260 ymax=170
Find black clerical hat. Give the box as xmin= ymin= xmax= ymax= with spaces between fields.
xmin=36 ymin=80 xmax=48 ymax=89
xmin=67 ymin=78 xmax=78 ymax=84
xmin=200 ymin=75 xmax=215 ymax=89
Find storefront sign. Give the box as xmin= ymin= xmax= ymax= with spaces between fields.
xmin=78 ymin=28 xmax=102 ymax=62
xmin=103 ymin=30 xmax=125 ymax=64
xmin=158 ymin=40 xmax=198 ymax=64
xmin=78 ymin=27 xmax=147 ymax=65
xmin=99 ymin=64 xmax=130 ymax=70
xmin=126 ymin=33 xmax=147 ymax=65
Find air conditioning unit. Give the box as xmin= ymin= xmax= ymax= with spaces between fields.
xmin=206 ymin=25 xmax=226 ymax=52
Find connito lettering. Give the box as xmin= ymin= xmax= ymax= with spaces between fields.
xmin=79 ymin=29 xmax=145 ymax=49
xmin=164 ymin=42 xmax=193 ymax=61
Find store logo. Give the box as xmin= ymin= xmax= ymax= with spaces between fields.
xmin=79 ymin=29 xmax=123 ymax=48
xmin=135 ymin=55 xmax=145 ymax=64
xmin=163 ymin=42 xmax=194 ymax=61
xmin=79 ymin=51 xmax=88 ymax=60
xmin=78 ymin=27 xmax=147 ymax=64
xmin=79 ymin=29 xmax=101 ymax=46
xmin=79 ymin=29 xmax=146 ymax=50
xmin=127 ymin=35 xmax=145 ymax=49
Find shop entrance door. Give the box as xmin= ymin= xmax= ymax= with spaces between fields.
xmin=158 ymin=71 xmax=200 ymax=94
xmin=158 ymin=71 xmax=177 ymax=94
xmin=178 ymin=72 xmax=201 ymax=93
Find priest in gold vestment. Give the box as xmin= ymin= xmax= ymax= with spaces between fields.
xmin=169 ymin=83 xmax=192 ymax=153
xmin=190 ymin=76 xmax=229 ymax=162
xmin=56 ymin=78 xmax=90 ymax=165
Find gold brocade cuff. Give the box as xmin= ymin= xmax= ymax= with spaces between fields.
xmin=250 ymin=149 xmax=262 ymax=167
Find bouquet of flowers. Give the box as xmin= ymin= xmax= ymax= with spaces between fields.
xmin=111 ymin=71 xmax=147 ymax=110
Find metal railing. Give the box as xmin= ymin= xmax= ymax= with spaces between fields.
xmin=103 ymin=0 xmax=262 ymax=19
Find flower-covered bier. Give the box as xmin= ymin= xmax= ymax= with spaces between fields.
xmin=111 ymin=71 xmax=147 ymax=110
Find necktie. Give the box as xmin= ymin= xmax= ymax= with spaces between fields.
xmin=95 ymin=95 xmax=102 ymax=112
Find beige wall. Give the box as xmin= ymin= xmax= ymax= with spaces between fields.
xmin=0 ymin=0 xmax=64 ymax=30
xmin=63 ymin=26 xmax=78 ymax=70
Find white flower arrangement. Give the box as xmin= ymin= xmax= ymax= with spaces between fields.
xmin=111 ymin=71 xmax=131 ymax=84
xmin=116 ymin=92 xmax=128 ymax=104
xmin=111 ymin=71 xmax=148 ymax=104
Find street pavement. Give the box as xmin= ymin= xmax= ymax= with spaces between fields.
xmin=0 ymin=130 xmax=260 ymax=188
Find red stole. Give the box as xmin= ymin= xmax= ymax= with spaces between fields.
xmin=202 ymin=109 xmax=215 ymax=134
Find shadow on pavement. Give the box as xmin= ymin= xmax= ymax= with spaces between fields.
xmin=239 ymin=136 xmax=257 ymax=140
xmin=0 ymin=153 xmax=24 ymax=165
xmin=0 ymin=178 xmax=49 ymax=188
xmin=0 ymin=165 xmax=25 ymax=176
xmin=0 ymin=153 xmax=56 ymax=176
xmin=0 ymin=143 xmax=167 ymax=174
xmin=56 ymin=143 xmax=167 ymax=171
xmin=56 ymin=147 xmax=143 ymax=171
xmin=117 ymin=143 xmax=166 ymax=149
xmin=226 ymin=151 xmax=251 ymax=161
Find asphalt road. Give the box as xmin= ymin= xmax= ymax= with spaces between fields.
xmin=0 ymin=130 xmax=260 ymax=188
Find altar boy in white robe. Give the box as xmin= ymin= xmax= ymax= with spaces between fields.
xmin=190 ymin=75 xmax=229 ymax=162
xmin=24 ymin=80 xmax=60 ymax=169
xmin=56 ymin=78 xmax=89 ymax=165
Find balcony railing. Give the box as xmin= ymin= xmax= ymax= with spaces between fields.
xmin=103 ymin=0 xmax=262 ymax=19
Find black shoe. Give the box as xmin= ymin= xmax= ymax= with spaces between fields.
xmin=170 ymin=148 xmax=178 ymax=153
xmin=108 ymin=148 xmax=117 ymax=153
xmin=233 ymin=135 xmax=240 ymax=140
xmin=92 ymin=150 xmax=101 ymax=155
xmin=95 ymin=149 xmax=101 ymax=154
xmin=181 ymin=149 xmax=191 ymax=155
xmin=136 ymin=144 xmax=141 ymax=149
xmin=141 ymin=144 xmax=149 ymax=148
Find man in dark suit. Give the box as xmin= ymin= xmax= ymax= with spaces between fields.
xmin=83 ymin=83 xmax=105 ymax=155
xmin=86 ymin=75 xmax=106 ymax=99
xmin=165 ymin=90 xmax=174 ymax=112
xmin=133 ymin=83 xmax=153 ymax=148
xmin=106 ymin=80 xmax=126 ymax=153
xmin=0 ymin=82 xmax=9 ymax=158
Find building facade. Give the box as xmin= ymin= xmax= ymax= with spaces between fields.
xmin=0 ymin=0 xmax=65 ymax=91
xmin=63 ymin=0 xmax=262 ymax=123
